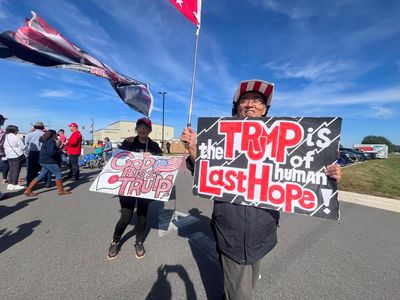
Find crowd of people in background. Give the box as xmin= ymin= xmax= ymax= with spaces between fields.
xmin=0 ymin=114 xmax=85 ymax=199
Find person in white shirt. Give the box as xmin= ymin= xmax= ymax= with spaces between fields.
xmin=4 ymin=125 xmax=25 ymax=190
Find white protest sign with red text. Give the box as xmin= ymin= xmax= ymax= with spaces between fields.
xmin=193 ymin=117 xmax=342 ymax=220
xmin=90 ymin=150 xmax=181 ymax=201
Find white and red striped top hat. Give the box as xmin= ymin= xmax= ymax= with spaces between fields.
xmin=232 ymin=79 xmax=274 ymax=116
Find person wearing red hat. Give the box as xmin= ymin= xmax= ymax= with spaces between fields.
xmin=65 ymin=122 xmax=82 ymax=181
xmin=180 ymin=79 xmax=342 ymax=300
xmin=107 ymin=117 xmax=162 ymax=260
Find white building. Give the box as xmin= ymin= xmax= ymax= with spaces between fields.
xmin=93 ymin=121 xmax=174 ymax=145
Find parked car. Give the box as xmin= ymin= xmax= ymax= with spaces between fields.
xmin=339 ymin=149 xmax=357 ymax=163
xmin=363 ymin=151 xmax=378 ymax=159
xmin=337 ymin=151 xmax=355 ymax=166
xmin=340 ymin=147 xmax=369 ymax=161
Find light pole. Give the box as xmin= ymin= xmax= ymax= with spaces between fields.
xmin=158 ymin=91 xmax=167 ymax=151
xmin=90 ymin=118 xmax=94 ymax=146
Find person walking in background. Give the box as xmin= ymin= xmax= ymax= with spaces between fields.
xmin=57 ymin=129 xmax=67 ymax=147
xmin=4 ymin=125 xmax=25 ymax=191
xmin=56 ymin=129 xmax=68 ymax=168
xmin=65 ymin=122 xmax=82 ymax=181
xmin=25 ymin=121 xmax=51 ymax=187
xmin=107 ymin=117 xmax=162 ymax=260
xmin=0 ymin=114 xmax=7 ymax=199
xmin=24 ymin=130 xmax=71 ymax=196
xmin=0 ymin=157 xmax=9 ymax=184
xmin=102 ymin=137 xmax=113 ymax=162
xmin=166 ymin=141 xmax=171 ymax=154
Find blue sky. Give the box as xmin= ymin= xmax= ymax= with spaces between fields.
xmin=0 ymin=0 xmax=399 ymax=147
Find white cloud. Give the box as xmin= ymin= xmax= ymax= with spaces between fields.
xmin=369 ymin=105 xmax=395 ymax=119
xmin=34 ymin=71 xmax=115 ymax=99
xmin=254 ymin=0 xmax=352 ymax=20
xmin=91 ymin=0 xmax=193 ymax=84
xmin=343 ymin=18 xmax=400 ymax=49
xmin=265 ymin=60 xmax=356 ymax=82
xmin=274 ymin=84 xmax=400 ymax=109
xmin=39 ymin=89 xmax=74 ymax=98
xmin=0 ymin=0 xmax=9 ymax=19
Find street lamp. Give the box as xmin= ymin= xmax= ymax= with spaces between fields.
xmin=90 ymin=118 xmax=94 ymax=146
xmin=158 ymin=91 xmax=167 ymax=151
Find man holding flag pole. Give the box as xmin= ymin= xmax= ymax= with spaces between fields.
xmin=171 ymin=2 xmax=342 ymax=299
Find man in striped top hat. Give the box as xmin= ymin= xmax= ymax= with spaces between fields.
xmin=181 ymin=79 xmax=341 ymax=300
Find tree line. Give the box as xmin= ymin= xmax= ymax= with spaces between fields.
xmin=361 ymin=135 xmax=399 ymax=153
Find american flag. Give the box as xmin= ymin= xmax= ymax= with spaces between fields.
xmin=153 ymin=157 xmax=182 ymax=173
xmin=0 ymin=12 xmax=153 ymax=116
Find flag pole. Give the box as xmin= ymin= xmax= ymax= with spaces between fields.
xmin=187 ymin=26 xmax=200 ymax=127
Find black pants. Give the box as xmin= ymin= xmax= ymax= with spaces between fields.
xmin=112 ymin=196 xmax=152 ymax=244
xmin=67 ymin=154 xmax=80 ymax=180
xmin=8 ymin=157 xmax=22 ymax=185
xmin=26 ymin=151 xmax=41 ymax=185
xmin=0 ymin=159 xmax=9 ymax=180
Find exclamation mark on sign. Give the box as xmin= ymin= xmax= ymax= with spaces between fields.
xmin=321 ymin=188 xmax=333 ymax=214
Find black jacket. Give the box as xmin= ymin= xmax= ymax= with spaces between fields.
xmin=39 ymin=139 xmax=62 ymax=165
xmin=187 ymin=157 xmax=279 ymax=265
xmin=120 ymin=136 xmax=162 ymax=155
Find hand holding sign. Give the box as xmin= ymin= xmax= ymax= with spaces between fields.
xmin=324 ymin=164 xmax=341 ymax=182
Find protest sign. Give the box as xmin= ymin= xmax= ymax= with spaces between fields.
xmin=90 ymin=150 xmax=181 ymax=201
xmin=193 ymin=117 xmax=342 ymax=220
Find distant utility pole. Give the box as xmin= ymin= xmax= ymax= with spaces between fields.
xmin=90 ymin=118 xmax=94 ymax=145
xmin=158 ymin=91 xmax=167 ymax=150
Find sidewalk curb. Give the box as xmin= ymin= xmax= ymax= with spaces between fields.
xmin=339 ymin=190 xmax=400 ymax=213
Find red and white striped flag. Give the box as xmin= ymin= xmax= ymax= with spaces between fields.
xmin=169 ymin=0 xmax=202 ymax=27
xmin=0 ymin=12 xmax=154 ymax=116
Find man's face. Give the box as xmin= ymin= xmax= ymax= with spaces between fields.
xmin=69 ymin=126 xmax=76 ymax=132
xmin=236 ymin=91 xmax=267 ymax=118
xmin=136 ymin=124 xmax=151 ymax=139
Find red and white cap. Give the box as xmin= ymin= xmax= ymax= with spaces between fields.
xmin=136 ymin=117 xmax=152 ymax=131
xmin=68 ymin=122 xmax=78 ymax=128
xmin=232 ymin=79 xmax=274 ymax=116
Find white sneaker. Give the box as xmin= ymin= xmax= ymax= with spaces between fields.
xmin=7 ymin=184 xmax=15 ymax=190
xmin=13 ymin=184 xmax=25 ymax=190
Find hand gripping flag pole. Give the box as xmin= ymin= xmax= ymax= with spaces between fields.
xmin=169 ymin=0 xmax=202 ymax=127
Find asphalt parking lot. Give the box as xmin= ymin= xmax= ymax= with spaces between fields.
xmin=1 ymin=167 xmax=399 ymax=299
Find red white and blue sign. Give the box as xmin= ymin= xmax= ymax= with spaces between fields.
xmin=90 ymin=150 xmax=181 ymax=201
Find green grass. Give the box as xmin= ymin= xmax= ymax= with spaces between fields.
xmin=339 ymin=154 xmax=400 ymax=199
